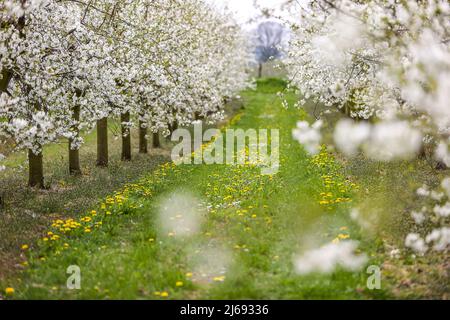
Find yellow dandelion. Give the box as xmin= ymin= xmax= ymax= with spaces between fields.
xmin=5 ymin=287 xmax=14 ymax=295
xmin=175 ymin=281 xmax=183 ymax=287
xmin=213 ymin=276 xmax=225 ymax=282
xmin=21 ymin=244 xmax=29 ymax=250
xmin=160 ymin=291 xmax=169 ymax=297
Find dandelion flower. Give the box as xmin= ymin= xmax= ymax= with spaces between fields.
xmin=5 ymin=287 xmax=14 ymax=295
xmin=213 ymin=276 xmax=226 ymax=282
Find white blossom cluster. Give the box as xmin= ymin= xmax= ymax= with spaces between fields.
xmin=0 ymin=0 xmax=251 ymax=156
xmin=295 ymin=240 xmax=367 ymax=275
xmin=406 ymin=180 xmax=450 ymax=255
xmin=286 ymin=0 xmax=450 ymax=255
xmin=292 ymin=119 xmax=323 ymax=155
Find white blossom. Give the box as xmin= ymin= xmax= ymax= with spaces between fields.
xmin=292 ymin=120 xmax=323 ymax=155
xmin=295 ymin=241 xmax=367 ymax=275
xmin=405 ymin=233 xmax=428 ymax=255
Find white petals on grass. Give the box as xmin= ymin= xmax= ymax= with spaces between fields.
xmin=292 ymin=120 xmax=323 ymax=155
xmin=405 ymin=233 xmax=428 ymax=255
xmin=416 ymin=185 xmax=430 ymax=197
xmin=156 ymin=191 xmax=205 ymax=238
xmin=409 ymin=178 xmax=450 ymax=254
xmin=406 ymin=228 xmax=450 ymax=254
xmin=425 ymin=228 xmax=450 ymax=251
xmin=433 ymin=202 xmax=450 ymax=218
xmin=411 ymin=209 xmax=426 ymax=225
xmin=294 ymin=241 xmax=367 ymax=275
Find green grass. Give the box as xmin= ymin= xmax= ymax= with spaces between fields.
xmin=1 ymin=79 xmax=393 ymax=300
xmin=301 ymin=96 xmax=450 ymax=299
xmin=0 ymin=120 xmax=173 ymax=280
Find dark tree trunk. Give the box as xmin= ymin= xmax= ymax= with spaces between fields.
xmin=28 ymin=149 xmax=44 ymax=188
xmin=258 ymin=63 xmax=263 ymax=78
xmin=418 ymin=144 xmax=427 ymax=159
xmin=139 ymin=120 xmax=148 ymax=154
xmin=152 ymin=132 xmax=161 ymax=148
xmin=96 ymin=117 xmax=108 ymax=167
xmin=121 ymin=112 xmax=131 ymax=161
xmin=69 ymin=104 xmax=81 ymax=175
xmin=436 ymin=161 xmax=448 ymax=170
xmin=167 ymin=121 xmax=178 ymax=140
xmin=0 ymin=69 xmax=12 ymax=93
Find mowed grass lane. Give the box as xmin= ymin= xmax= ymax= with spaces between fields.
xmin=5 ymin=79 xmax=388 ymax=299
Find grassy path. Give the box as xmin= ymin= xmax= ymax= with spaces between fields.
xmin=5 ymin=80 xmax=388 ymax=299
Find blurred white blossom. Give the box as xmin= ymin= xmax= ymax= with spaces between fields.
xmin=292 ymin=120 xmax=323 ymax=155
xmin=294 ymin=241 xmax=367 ymax=275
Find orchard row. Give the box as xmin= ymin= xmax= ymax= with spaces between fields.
xmin=0 ymin=0 xmax=251 ymax=186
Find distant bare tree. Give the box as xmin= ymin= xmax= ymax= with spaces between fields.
xmin=255 ymin=21 xmax=285 ymax=78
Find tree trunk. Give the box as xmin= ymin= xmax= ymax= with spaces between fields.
xmin=0 ymin=69 xmax=12 ymax=93
xmin=418 ymin=144 xmax=427 ymax=159
xmin=152 ymin=132 xmax=161 ymax=148
xmin=121 ymin=112 xmax=131 ymax=161
xmin=139 ymin=120 xmax=148 ymax=154
xmin=28 ymin=149 xmax=44 ymax=188
xmin=69 ymin=104 xmax=81 ymax=175
xmin=436 ymin=161 xmax=448 ymax=170
xmin=258 ymin=63 xmax=263 ymax=78
xmin=96 ymin=117 xmax=108 ymax=167
xmin=167 ymin=121 xmax=178 ymax=140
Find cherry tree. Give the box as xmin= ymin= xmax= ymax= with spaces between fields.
xmin=0 ymin=0 xmax=251 ymax=187
xmin=285 ymin=0 xmax=450 ymax=254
